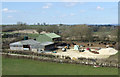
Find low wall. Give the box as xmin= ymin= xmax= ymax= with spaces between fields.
xmin=1 ymin=50 xmax=119 ymax=68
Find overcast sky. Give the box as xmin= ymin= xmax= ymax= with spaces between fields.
xmin=2 ymin=2 xmax=118 ymax=24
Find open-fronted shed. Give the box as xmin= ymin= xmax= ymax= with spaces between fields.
xmin=10 ymin=39 xmax=55 ymax=52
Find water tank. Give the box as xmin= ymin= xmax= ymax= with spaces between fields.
xmin=24 ymin=36 xmax=28 ymax=40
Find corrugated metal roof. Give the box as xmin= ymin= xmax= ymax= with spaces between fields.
xmin=21 ymin=39 xmax=40 ymax=45
xmin=10 ymin=42 xmax=22 ymax=45
xmin=10 ymin=40 xmax=54 ymax=48
xmin=45 ymin=33 xmax=61 ymax=38
xmin=36 ymin=34 xmax=52 ymax=43
xmin=40 ymin=42 xmax=54 ymax=46
xmin=10 ymin=38 xmax=55 ymax=51
xmin=10 ymin=39 xmax=40 ymax=46
xmin=36 ymin=33 xmax=61 ymax=43
xmin=30 ymin=44 xmax=42 ymax=49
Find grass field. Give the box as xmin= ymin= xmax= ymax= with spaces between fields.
xmin=2 ymin=57 xmax=118 ymax=75
xmin=28 ymin=34 xmax=39 ymax=38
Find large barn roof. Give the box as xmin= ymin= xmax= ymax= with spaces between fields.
xmin=10 ymin=39 xmax=40 ymax=46
xmin=36 ymin=33 xmax=61 ymax=43
xmin=45 ymin=33 xmax=61 ymax=38
xmin=40 ymin=42 xmax=54 ymax=46
xmin=36 ymin=34 xmax=52 ymax=43
xmin=10 ymin=40 xmax=54 ymax=47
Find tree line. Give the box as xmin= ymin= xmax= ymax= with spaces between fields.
xmin=2 ymin=24 xmax=119 ymax=42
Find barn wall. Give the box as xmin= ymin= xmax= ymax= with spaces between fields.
xmin=44 ymin=44 xmax=55 ymax=50
xmin=10 ymin=47 xmax=23 ymax=50
xmin=23 ymin=48 xmax=29 ymax=50
xmin=31 ymin=49 xmax=38 ymax=52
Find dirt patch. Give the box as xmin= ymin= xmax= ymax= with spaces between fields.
xmin=51 ymin=48 xmax=118 ymax=59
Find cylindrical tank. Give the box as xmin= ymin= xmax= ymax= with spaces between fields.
xmin=24 ymin=36 xmax=28 ymax=40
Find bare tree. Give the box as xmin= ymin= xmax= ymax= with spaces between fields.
xmin=45 ymin=26 xmax=59 ymax=33
xmin=37 ymin=28 xmax=43 ymax=34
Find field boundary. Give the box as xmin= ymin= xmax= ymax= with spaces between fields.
xmin=1 ymin=51 xmax=119 ymax=68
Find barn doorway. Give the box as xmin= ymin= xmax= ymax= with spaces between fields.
xmin=23 ymin=45 xmax=30 ymax=50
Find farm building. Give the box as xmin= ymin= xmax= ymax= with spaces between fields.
xmin=9 ymin=39 xmax=55 ymax=52
xmin=36 ymin=33 xmax=61 ymax=43
xmin=38 ymin=42 xmax=55 ymax=51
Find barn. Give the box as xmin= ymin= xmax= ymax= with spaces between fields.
xmin=36 ymin=33 xmax=61 ymax=43
xmin=38 ymin=42 xmax=55 ymax=51
xmin=9 ymin=39 xmax=55 ymax=52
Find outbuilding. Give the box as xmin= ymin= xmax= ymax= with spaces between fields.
xmin=38 ymin=42 xmax=55 ymax=51
xmin=9 ymin=39 xmax=55 ymax=52
xmin=36 ymin=33 xmax=61 ymax=43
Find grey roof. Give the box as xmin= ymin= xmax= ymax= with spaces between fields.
xmin=40 ymin=42 xmax=54 ymax=46
xmin=10 ymin=39 xmax=40 ymax=46
xmin=10 ymin=41 xmax=22 ymax=45
xmin=21 ymin=39 xmax=40 ymax=45
xmin=30 ymin=44 xmax=42 ymax=49
xmin=10 ymin=40 xmax=54 ymax=49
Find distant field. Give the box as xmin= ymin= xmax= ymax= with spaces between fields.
xmin=2 ymin=32 xmax=15 ymax=34
xmin=28 ymin=34 xmax=39 ymax=38
xmin=94 ymin=32 xmax=111 ymax=35
xmin=2 ymin=57 xmax=118 ymax=75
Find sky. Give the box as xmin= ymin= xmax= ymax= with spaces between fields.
xmin=1 ymin=2 xmax=118 ymax=25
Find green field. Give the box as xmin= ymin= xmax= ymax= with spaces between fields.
xmin=28 ymin=34 xmax=39 ymax=38
xmin=2 ymin=57 xmax=118 ymax=75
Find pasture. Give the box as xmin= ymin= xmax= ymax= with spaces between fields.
xmin=2 ymin=56 xmax=118 ymax=75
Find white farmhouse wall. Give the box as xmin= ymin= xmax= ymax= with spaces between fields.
xmin=10 ymin=47 xmax=24 ymax=50
xmin=31 ymin=49 xmax=38 ymax=52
